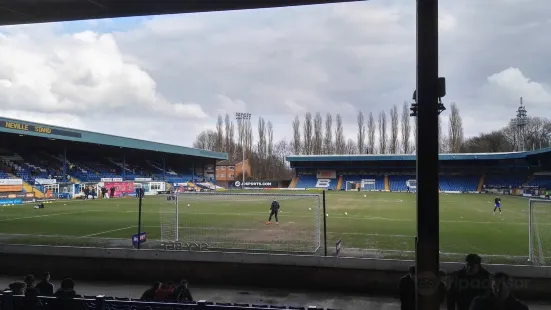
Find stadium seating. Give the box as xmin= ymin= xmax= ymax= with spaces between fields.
xmin=484 ymin=175 xmax=527 ymax=189
xmin=439 ymin=175 xmax=479 ymax=192
xmin=525 ymin=175 xmax=551 ymax=188
xmin=388 ymin=175 xmax=414 ymax=191
xmin=294 ymin=175 xmax=337 ymax=190
xmin=341 ymin=175 xmax=385 ymax=191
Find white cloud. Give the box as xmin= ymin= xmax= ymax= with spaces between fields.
xmin=0 ymin=0 xmax=550 ymax=148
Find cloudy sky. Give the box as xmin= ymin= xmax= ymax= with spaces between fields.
xmin=0 ymin=0 xmax=550 ymax=148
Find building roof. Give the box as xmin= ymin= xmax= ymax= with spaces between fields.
xmin=0 ymin=117 xmax=227 ymax=160
xmin=287 ymin=148 xmax=551 ymax=162
xmin=0 ymin=0 xmax=362 ymax=26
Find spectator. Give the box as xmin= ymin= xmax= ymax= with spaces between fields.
xmin=469 ymin=272 xmax=529 ymax=310
xmin=8 ymin=281 xmax=27 ymax=295
xmin=447 ymin=254 xmax=491 ymax=310
xmin=24 ymin=274 xmax=35 ymax=288
xmin=154 ymin=282 xmax=174 ymax=301
xmin=50 ymin=278 xmax=83 ymax=310
xmin=36 ymin=272 xmax=55 ymax=296
xmin=54 ymin=278 xmax=80 ymax=298
xmin=141 ymin=281 xmax=161 ymax=301
xmin=169 ymin=280 xmax=193 ymax=302
xmin=399 ymin=265 xmax=416 ymax=310
xmin=21 ymin=286 xmax=41 ymax=310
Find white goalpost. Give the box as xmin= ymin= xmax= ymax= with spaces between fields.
xmin=160 ymin=194 xmax=179 ymax=242
xmin=528 ymin=199 xmax=551 ymax=266
xmin=159 ymin=192 xmax=322 ymax=254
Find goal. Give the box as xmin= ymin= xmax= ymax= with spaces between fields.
xmin=161 ymin=192 xmax=322 ymax=254
xmin=528 ymin=199 xmax=551 ymax=265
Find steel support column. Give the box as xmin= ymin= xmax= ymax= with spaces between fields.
xmin=415 ymin=0 xmax=440 ymax=310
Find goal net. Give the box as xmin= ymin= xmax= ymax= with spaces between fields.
xmin=528 ymin=199 xmax=551 ymax=266
xmin=160 ymin=193 xmax=179 ymax=242
xmin=164 ymin=192 xmax=322 ymax=254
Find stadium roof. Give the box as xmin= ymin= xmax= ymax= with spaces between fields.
xmin=0 ymin=0 xmax=362 ymax=26
xmin=0 ymin=117 xmax=227 ymax=160
xmin=287 ymin=148 xmax=551 ymax=162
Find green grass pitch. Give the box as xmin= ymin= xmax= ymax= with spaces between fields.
xmin=0 ymin=191 xmax=544 ymax=264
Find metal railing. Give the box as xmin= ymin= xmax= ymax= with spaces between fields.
xmin=0 ymin=291 xmax=330 ymax=310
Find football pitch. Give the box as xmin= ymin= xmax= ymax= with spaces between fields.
xmin=0 ymin=191 xmax=538 ymax=264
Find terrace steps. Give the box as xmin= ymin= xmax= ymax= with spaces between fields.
xmin=384 ymin=175 xmax=390 ymax=191
xmin=336 ymin=176 xmax=343 ymax=190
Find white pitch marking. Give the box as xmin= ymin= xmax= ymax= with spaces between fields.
xmin=81 ymin=226 xmax=136 ymax=237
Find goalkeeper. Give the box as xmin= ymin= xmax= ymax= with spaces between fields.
xmin=266 ymin=199 xmax=280 ymax=225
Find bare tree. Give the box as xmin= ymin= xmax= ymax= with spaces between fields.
xmin=215 ymin=115 xmax=224 ymax=152
xmin=303 ymin=113 xmax=313 ymax=155
xmin=401 ymin=102 xmax=411 ymax=154
xmin=524 ymin=117 xmax=551 ymax=150
xmin=378 ymin=110 xmax=387 ymax=154
xmin=323 ymin=113 xmax=333 ymax=154
xmin=335 ymin=114 xmax=345 ymax=154
xmin=313 ymin=113 xmax=324 ymax=155
xmin=256 ymin=117 xmax=266 ymax=179
xmin=292 ymin=115 xmax=301 ymax=155
xmin=447 ymin=102 xmax=464 ymax=153
xmin=193 ymin=130 xmax=217 ymax=151
xmin=438 ymin=116 xmax=449 ymax=153
xmin=357 ymin=111 xmax=366 ymax=154
xmin=267 ymin=121 xmax=274 ymax=178
xmin=224 ymin=114 xmax=233 ymax=158
xmin=345 ymin=139 xmax=357 ymax=154
xmin=367 ymin=112 xmax=376 ymax=154
xmin=389 ymin=105 xmax=399 ymax=154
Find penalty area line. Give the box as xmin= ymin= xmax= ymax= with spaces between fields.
xmin=81 ymin=226 xmax=136 ymax=237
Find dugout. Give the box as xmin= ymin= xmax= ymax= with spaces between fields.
xmin=0 ymin=117 xmax=227 ymax=198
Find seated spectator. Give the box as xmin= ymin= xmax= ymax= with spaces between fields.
xmin=141 ymin=281 xmax=161 ymax=301
xmin=469 ymin=272 xmax=529 ymax=310
xmin=50 ymin=278 xmax=83 ymax=310
xmin=169 ymin=280 xmax=193 ymax=302
xmin=21 ymin=286 xmax=41 ymax=310
xmin=54 ymin=278 xmax=80 ymax=298
xmin=399 ymin=265 xmax=416 ymax=310
xmin=447 ymin=254 xmax=491 ymax=310
xmin=36 ymin=272 xmax=55 ymax=296
xmin=8 ymin=281 xmax=27 ymax=295
xmin=154 ymin=282 xmax=174 ymax=301
xmin=24 ymin=274 xmax=35 ymax=289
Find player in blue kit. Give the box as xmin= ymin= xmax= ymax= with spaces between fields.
xmin=493 ymin=196 xmax=502 ymax=215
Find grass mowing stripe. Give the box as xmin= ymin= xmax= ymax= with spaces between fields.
xmin=0 ymin=210 xmax=95 ymax=222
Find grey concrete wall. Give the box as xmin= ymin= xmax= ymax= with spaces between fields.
xmin=1 ymin=245 xmax=550 ymax=299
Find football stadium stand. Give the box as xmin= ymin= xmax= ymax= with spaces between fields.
xmin=287 ymin=149 xmax=551 ymax=196
xmin=0 ymin=117 xmax=226 ymax=200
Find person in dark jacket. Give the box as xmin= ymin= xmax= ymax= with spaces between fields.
xmin=399 ymin=265 xmax=416 ymax=310
xmin=8 ymin=281 xmax=27 ymax=295
xmin=23 ymin=275 xmax=35 ymax=289
xmin=53 ymin=278 xmax=80 ymax=298
xmin=469 ymin=272 xmax=528 ymax=310
xmin=140 ymin=281 xmax=161 ymax=301
xmin=35 ymin=272 xmax=55 ymax=296
xmin=168 ymin=280 xmax=193 ymax=302
xmin=447 ymin=254 xmax=492 ymax=310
